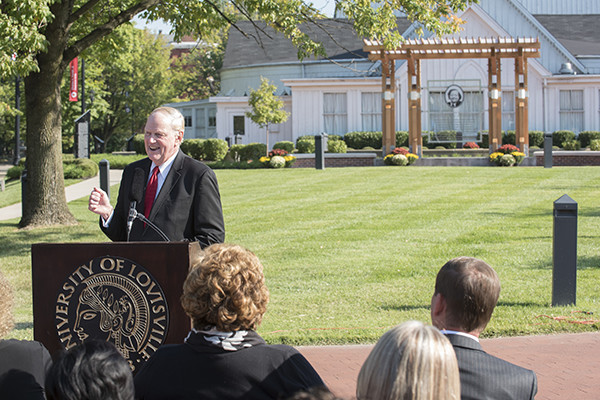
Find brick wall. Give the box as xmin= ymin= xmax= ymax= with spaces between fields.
xmin=292 ymin=154 xmax=377 ymax=168
xmin=533 ymin=151 xmax=600 ymax=166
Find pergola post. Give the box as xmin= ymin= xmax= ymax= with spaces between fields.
xmin=363 ymin=37 xmax=539 ymax=159
xmin=407 ymin=56 xmax=422 ymax=157
xmin=515 ymin=51 xmax=529 ymax=154
xmin=381 ymin=55 xmax=396 ymax=156
xmin=488 ymin=50 xmax=502 ymax=153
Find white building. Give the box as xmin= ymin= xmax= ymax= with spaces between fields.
xmin=167 ymin=0 xmax=600 ymax=148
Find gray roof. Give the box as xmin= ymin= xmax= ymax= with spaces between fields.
xmin=223 ymin=18 xmax=413 ymax=69
xmin=534 ymin=14 xmax=600 ymax=56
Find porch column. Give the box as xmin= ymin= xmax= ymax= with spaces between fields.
xmin=381 ymin=55 xmax=396 ymax=156
xmin=515 ymin=51 xmax=529 ymax=154
xmin=407 ymin=56 xmax=422 ymax=157
xmin=488 ymin=50 xmax=502 ymax=153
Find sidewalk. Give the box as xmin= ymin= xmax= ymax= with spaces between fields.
xmin=299 ymin=331 xmax=600 ymax=399
xmin=0 ymin=165 xmax=122 ymax=221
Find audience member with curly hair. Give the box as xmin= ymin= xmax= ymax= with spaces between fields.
xmin=356 ymin=320 xmax=460 ymax=400
xmin=45 ymin=340 xmax=134 ymax=400
xmin=0 ymin=268 xmax=52 ymax=400
xmin=134 ymin=243 xmax=325 ymax=399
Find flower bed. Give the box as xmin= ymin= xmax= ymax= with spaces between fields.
xmin=489 ymin=144 xmax=525 ymax=166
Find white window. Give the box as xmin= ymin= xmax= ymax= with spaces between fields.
xmin=323 ymin=93 xmax=347 ymax=134
xmin=361 ymin=92 xmax=381 ymax=131
xmin=502 ymin=91 xmax=515 ymax=131
xmin=184 ymin=115 xmax=192 ymax=127
xmin=559 ymin=90 xmax=584 ymax=133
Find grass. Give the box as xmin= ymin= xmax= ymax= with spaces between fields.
xmin=1 ymin=166 xmax=600 ymax=345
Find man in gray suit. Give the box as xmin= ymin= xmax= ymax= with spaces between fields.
xmin=430 ymin=257 xmax=537 ymax=400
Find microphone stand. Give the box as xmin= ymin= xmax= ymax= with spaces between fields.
xmin=128 ymin=208 xmax=170 ymax=242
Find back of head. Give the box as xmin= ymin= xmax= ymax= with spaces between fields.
xmin=181 ymin=243 xmax=270 ymax=332
xmin=45 ymin=340 xmax=134 ymax=400
xmin=434 ymin=257 xmax=500 ymax=333
xmin=356 ymin=320 xmax=460 ymax=400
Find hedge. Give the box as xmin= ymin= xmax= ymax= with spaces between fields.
xmin=578 ymin=131 xmax=600 ymax=148
xmin=552 ymin=130 xmax=576 ymax=147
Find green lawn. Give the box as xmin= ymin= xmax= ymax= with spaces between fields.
xmin=1 ymin=166 xmax=599 ymax=345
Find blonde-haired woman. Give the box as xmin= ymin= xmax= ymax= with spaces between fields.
xmin=134 ymin=243 xmax=325 ymax=400
xmin=356 ymin=321 xmax=460 ymax=400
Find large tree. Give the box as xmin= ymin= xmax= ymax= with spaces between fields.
xmin=4 ymin=0 xmax=472 ymax=228
xmin=61 ymin=24 xmax=175 ymax=153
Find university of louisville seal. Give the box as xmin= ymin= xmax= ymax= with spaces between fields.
xmin=54 ymin=256 xmax=169 ymax=372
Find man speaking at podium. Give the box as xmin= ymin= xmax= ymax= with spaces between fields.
xmin=88 ymin=107 xmax=225 ymax=248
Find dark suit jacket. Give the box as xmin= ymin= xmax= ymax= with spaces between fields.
xmin=0 ymin=339 xmax=52 ymax=400
xmin=101 ymin=150 xmax=225 ymax=247
xmin=446 ymin=334 xmax=537 ymax=400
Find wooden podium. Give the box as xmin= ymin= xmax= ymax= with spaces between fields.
xmin=31 ymin=242 xmax=201 ymax=372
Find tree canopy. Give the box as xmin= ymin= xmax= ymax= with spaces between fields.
xmin=0 ymin=0 xmax=474 ymax=228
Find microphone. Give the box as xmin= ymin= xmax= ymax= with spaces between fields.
xmin=127 ymin=209 xmax=170 ymax=242
xmin=127 ymin=168 xmax=145 ymax=241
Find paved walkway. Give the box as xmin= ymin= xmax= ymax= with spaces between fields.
xmin=299 ymin=331 xmax=600 ymax=399
xmin=2 ymin=163 xmax=599 ymax=399
xmin=0 ymin=164 xmax=122 ymax=221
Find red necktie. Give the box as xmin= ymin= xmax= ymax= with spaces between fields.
xmin=144 ymin=167 xmax=159 ymax=218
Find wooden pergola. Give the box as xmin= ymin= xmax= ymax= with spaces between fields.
xmin=363 ymin=37 xmax=540 ymax=155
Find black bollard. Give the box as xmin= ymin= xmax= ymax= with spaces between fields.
xmin=552 ymin=194 xmax=577 ymax=306
xmin=99 ymin=159 xmax=110 ymax=199
xmin=544 ymin=132 xmax=553 ymax=168
xmin=315 ymin=133 xmax=327 ymax=170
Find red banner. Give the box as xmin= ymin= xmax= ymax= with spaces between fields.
xmin=69 ymin=58 xmax=78 ymax=102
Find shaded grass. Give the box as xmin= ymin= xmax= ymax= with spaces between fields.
xmin=1 ymin=166 xmax=600 ymax=345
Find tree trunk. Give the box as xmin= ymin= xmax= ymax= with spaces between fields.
xmin=20 ymin=6 xmax=76 ymax=228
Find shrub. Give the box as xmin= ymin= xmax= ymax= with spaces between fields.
xmin=132 ymin=134 xmax=145 ymax=154
xmin=498 ymin=144 xmax=520 ymax=154
xmin=259 ymin=154 xmax=296 ymax=168
xmin=479 ymin=131 xmax=489 ymax=148
xmin=528 ymin=131 xmax=544 ymax=147
xmin=590 ymin=140 xmax=600 ymax=151
xmin=499 ymin=154 xmax=516 ymax=166
xmin=227 ymin=144 xmax=245 ymax=162
xmin=562 ymin=140 xmax=581 ymax=151
xmin=273 ymin=141 xmax=294 ymax=153
xmin=6 ymin=165 xmax=24 ymax=180
xmin=269 ymin=155 xmax=286 ymax=168
xmin=395 ymin=131 xmax=409 ymax=147
xmin=63 ymin=158 xmax=99 ymax=179
xmin=463 ymin=142 xmax=479 ymax=149
xmin=383 ymin=154 xmax=408 ymax=166
xmin=202 ymin=139 xmax=228 ymax=161
xmin=578 ymin=131 xmax=600 ymax=148
xmin=327 ymin=134 xmax=343 ymax=141
xmin=296 ymin=135 xmax=316 ymax=146
xmin=502 ymin=130 xmax=516 ymax=145
xmin=552 ymin=130 xmax=576 ymax=147
xmin=269 ymin=148 xmax=289 ymax=157
xmin=328 ymin=140 xmax=347 ymax=153
xmin=296 ymin=138 xmax=315 ymax=153
xmin=385 ymin=148 xmax=418 ymax=165
xmin=344 ymin=131 xmax=382 ymax=149
xmin=181 ymin=139 xmax=206 ymax=160
xmin=239 ymin=143 xmax=267 ymax=161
